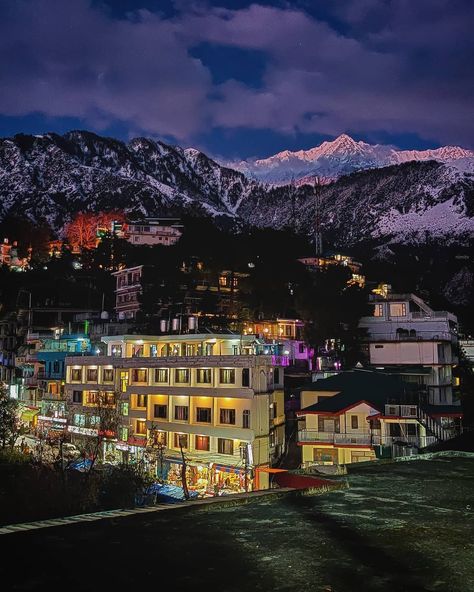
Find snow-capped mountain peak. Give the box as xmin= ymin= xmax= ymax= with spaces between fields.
xmin=227 ymin=134 xmax=474 ymax=184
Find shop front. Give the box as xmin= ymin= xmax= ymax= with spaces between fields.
xmin=20 ymin=406 xmax=40 ymax=430
xmin=210 ymin=463 xmax=249 ymax=493
xmin=164 ymin=458 xmax=211 ymax=493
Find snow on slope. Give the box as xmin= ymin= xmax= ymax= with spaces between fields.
xmin=228 ymin=134 xmax=474 ymax=184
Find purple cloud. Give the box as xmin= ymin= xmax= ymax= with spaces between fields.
xmin=0 ymin=0 xmax=473 ymax=147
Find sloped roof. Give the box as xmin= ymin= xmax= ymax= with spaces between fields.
xmin=298 ymin=370 xmax=417 ymax=415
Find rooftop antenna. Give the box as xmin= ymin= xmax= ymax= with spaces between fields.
xmin=314 ymin=177 xmax=323 ymax=256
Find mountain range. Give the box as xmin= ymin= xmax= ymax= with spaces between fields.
xmin=0 ymin=131 xmax=473 ymax=248
xmin=229 ymin=134 xmax=474 ymax=184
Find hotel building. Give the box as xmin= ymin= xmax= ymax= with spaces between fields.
xmin=65 ymin=333 xmax=286 ymax=492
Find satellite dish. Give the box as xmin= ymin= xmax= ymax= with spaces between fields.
xmin=100 ymin=311 xmax=109 ymax=320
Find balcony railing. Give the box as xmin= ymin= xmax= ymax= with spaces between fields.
xmin=298 ymin=430 xmax=437 ymax=449
xmin=298 ymin=430 xmax=377 ymax=445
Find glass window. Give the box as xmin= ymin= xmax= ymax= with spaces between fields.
xmin=219 ymin=369 xmax=235 ymax=384
xmin=136 ymin=420 xmax=146 ymax=435
xmin=220 ymin=408 xmax=235 ymax=425
xmin=218 ymin=438 xmax=234 ymax=455
xmin=72 ymin=390 xmax=82 ymax=403
xmin=174 ymin=433 xmax=188 ymax=449
xmin=132 ymin=369 xmax=147 ymax=383
xmin=71 ymin=368 xmax=82 ymax=382
xmin=73 ymin=413 xmax=85 ymax=426
xmin=389 ymin=303 xmax=406 ymax=317
xmin=150 ymin=344 xmax=158 ymax=357
xmin=196 ymin=369 xmax=212 ymax=384
xmin=195 ymin=435 xmax=210 ymax=451
xmin=121 ymin=402 xmax=129 ymax=416
xmin=111 ymin=345 xmax=122 ymax=357
xmin=102 ymin=368 xmax=114 ymax=382
xmin=373 ymin=304 xmax=383 ymax=317
xmin=86 ymin=368 xmax=98 ymax=382
xmin=175 ymin=369 xmax=190 ymax=383
xmin=273 ymin=368 xmax=280 ymax=384
xmin=351 ymin=415 xmax=358 ymax=429
xmin=242 ymin=368 xmax=250 ymax=387
xmin=174 ymin=405 xmax=189 ymax=421
xmin=120 ymin=427 xmax=129 ymax=442
xmin=196 ymin=407 xmax=211 ymax=423
xmin=84 ymin=391 xmax=98 ymax=405
xmin=136 ymin=394 xmax=147 ymax=408
xmin=243 ymin=410 xmax=251 ymax=429
xmin=154 ymin=368 xmax=169 ymax=383
xmin=154 ymin=404 xmax=167 ymax=419
xmin=120 ymin=371 xmax=129 ymax=393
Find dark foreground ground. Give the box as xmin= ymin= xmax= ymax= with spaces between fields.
xmin=1 ymin=456 xmax=473 ymax=592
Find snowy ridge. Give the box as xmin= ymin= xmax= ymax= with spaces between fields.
xmin=0 ymin=131 xmax=473 ymax=247
xmin=228 ymin=134 xmax=474 ymax=184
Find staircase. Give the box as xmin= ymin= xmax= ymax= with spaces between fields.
xmin=417 ymin=408 xmax=452 ymax=442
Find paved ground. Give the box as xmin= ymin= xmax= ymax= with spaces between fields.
xmin=2 ymin=457 xmax=473 ymax=592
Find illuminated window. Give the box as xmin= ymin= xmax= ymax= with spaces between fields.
xmin=154 ymin=368 xmax=169 ymax=383
xmin=175 ymin=369 xmax=190 ymax=383
xmin=218 ymin=438 xmax=234 ymax=455
xmin=71 ymin=368 xmax=82 ymax=382
xmin=220 ymin=408 xmax=235 ymax=425
xmin=136 ymin=420 xmax=146 ymax=435
xmin=389 ymin=303 xmax=406 ymax=317
xmin=174 ymin=433 xmax=188 ymax=448
xmin=136 ymin=394 xmax=147 ymax=408
xmin=196 ymin=369 xmax=212 ymax=384
xmin=243 ymin=410 xmax=250 ymax=429
xmin=195 ymin=435 xmax=210 ymax=451
xmin=374 ymin=304 xmax=383 ymax=317
xmin=102 ymin=368 xmax=114 ymax=382
xmin=174 ymin=405 xmax=189 ymax=421
xmin=219 ymin=369 xmax=235 ymax=384
xmin=132 ymin=369 xmax=147 ymax=383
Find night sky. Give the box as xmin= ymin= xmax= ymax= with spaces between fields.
xmin=0 ymin=0 xmax=473 ymax=159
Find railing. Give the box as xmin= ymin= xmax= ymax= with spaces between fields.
xmin=298 ymin=430 xmax=377 ymax=445
xmin=360 ymin=331 xmax=455 ymax=342
xmin=298 ymin=430 xmax=438 ymax=448
xmin=417 ymin=408 xmax=452 ymax=441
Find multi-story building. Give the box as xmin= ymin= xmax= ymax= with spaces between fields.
xmin=242 ymin=318 xmax=312 ymax=370
xmin=297 ymin=370 xmax=461 ymax=468
xmin=298 ymin=253 xmax=365 ymax=287
xmin=65 ymin=333 xmax=286 ymax=492
xmin=0 ymin=238 xmax=30 ymax=270
xmin=125 ymin=218 xmax=183 ymax=246
xmin=112 ymin=265 xmax=143 ymax=320
xmin=359 ymin=292 xmax=458 ymax=407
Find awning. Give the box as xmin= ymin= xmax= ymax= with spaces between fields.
xmin=255 ymin=468 xmax=288 ymax=474
xmin=21 ymin=408 xmax=40 ymax=422
xmin=213 ymin=464 xmax=244 ymax=474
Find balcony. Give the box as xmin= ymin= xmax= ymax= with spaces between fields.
xmin=298 ymin=430 xmax=437 ymax=449
xmin=298 ymin=430 xmax=377 ymax=445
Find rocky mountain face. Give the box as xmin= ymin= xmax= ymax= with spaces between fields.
xmin=229 ymin=134 xmax=474 ymax=184
xmin=0 ymin=131 xmax=473 ymax=247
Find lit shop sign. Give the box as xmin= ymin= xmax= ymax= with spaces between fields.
xmin=38 ymin=416 xmax=67 ymax=424
xmin=67 ymin=425 xmax=98 ymax=436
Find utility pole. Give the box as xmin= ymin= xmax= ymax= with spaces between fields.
xmin=179 ymin=435 xmax=190 ymax=500
xmin=240 ymin=442 xmax=249 ymax=492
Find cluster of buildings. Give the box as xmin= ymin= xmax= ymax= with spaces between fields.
xmin=0 ymin=218 xmax=470 ymax=492
xmin=0 ymin=238 xmax=30 ymax=271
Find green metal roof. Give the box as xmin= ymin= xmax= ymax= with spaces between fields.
xmin=299 ymin=370 xmax=418 ymax=414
